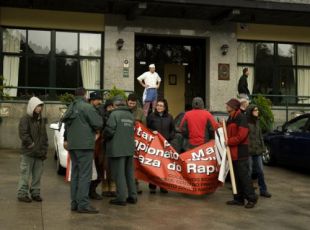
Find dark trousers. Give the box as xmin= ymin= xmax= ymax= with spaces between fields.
xmin=89 ymin=152 xmax=104 ymax=194
xmin=233 ymin=159 xmax=257 ymax=203
xmin=69 ymin=150 xmax=93 ymax=210
xmin=109 ymin=156 xmax=137 ymax=202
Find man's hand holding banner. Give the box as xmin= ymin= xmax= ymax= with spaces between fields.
xmin=134 ymin=122 xmax=229 ymax=195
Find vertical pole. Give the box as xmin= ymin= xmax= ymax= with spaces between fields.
xmin=222 ymin=120 xmax=237 ymax=195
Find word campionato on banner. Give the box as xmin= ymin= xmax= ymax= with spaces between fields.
xmin=134 ymin=122 xmax=229 ymax=195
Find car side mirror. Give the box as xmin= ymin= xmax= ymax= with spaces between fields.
xmin=49 ymin=123 xmax=60 ymax=130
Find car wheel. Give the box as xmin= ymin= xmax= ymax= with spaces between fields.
xmin=56 ymin=155 xmax=66 ymax=175
xmin=262 ymin=144 xmax=275 ymax=165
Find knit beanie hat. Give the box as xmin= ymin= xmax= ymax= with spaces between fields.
xmin=75 ymin=87 xmax=86 ymax=96
xmin=226 ymin=98 xmax=241 ymax=110
xmin=192 ymin=97 xmax=204 ymax=109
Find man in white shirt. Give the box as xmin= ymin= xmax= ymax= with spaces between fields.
xmin=137 ymin=64 xmax=161 ymax=116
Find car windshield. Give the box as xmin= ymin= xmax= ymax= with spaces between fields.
xmin=285 ymin=117 xmax=309 ymax=132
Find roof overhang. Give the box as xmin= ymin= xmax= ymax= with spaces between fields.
xmin=1 ymin=0 xmax=310 ymax=26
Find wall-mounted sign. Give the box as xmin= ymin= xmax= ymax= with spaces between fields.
xmin=218 ymin=63 xmax=230 ymax=80
xmin=123 ymin=59 xmax=129 ymax=78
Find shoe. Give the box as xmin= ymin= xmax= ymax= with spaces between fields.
xmin=137 ymin=189 xmax=143 ymax=195
xmin=77 ymin=206 xmax=99 ymax=214
xmin=18 ymin=196 xmax=32 ymax=203
xmin=109 ymin=199 xmax=127 ymax=206
xmin=31 ymin=196 xmax=43 ymax=202
xmin=260 ymin=191 xmax=272 ymax=198
xmin=126 ymin=197 xmax=138 ymax=204
xmin=71 ymin=206 xmax=78 ymax=211
xmin=226 ymin=200 xmax=244 ymax=206
xmin=150 ymin=189 xmax=156 ymax=194
xmin=245 ymin=201 xmax=256 ymax=209
xmin=89 ymin=192 xmax=103 ymax=200
xmin=160 ymin=188 xmax=168 ymax=194
xmin=110 ymin=191 xmax=117 ymax=197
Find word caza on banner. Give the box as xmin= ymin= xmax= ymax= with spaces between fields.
xmin=134 ymin=122 xmax=227 ymax=195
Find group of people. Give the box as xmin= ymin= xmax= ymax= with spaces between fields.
xmin=16 ymin=64 xmax=271 ymax=214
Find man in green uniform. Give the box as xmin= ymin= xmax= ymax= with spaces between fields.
xmin=62 ymin=88 xmax=102 ymax=214
xmin=104 ymin=96 xmax=137 ymax=206
xmin=88 ymin=91 xmax=104 ymax=200
xmin=127 ymin=93 xmax=146 ymax=194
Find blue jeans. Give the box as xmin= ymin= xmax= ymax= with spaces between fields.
xmin=249 ymin=155 xmax=268 ymax=193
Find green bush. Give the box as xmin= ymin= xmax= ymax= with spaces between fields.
xmin=58 ymin=92 xmax=75 ymax=105
xmin=105 ymin=86 xmax=127 ymax=100
xmin=251 ymin=95 xmax=274 ymax=133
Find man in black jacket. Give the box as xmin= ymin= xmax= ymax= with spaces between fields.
xmin=238 ymin=68 xmax=250 ymax=98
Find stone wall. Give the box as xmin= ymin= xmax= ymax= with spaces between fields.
xmin=0 ymin=103 xmax=64 ymax=149
xmin=104 ymin=14 xmax=238 ymax=112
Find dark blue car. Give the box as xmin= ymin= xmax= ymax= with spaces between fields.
xmin=263 ymin=113 xmax=310 ymax=169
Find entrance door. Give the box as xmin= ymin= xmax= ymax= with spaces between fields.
xmin=164 ymin=64 xmax=185 ymax=117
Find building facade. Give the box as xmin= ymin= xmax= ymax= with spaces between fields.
xmin=1 ymin=0 xmax=310 ymax=147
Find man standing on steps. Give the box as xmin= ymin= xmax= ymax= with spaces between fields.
xmin=62 ymin=88 xmax=102 ymax=214
xmin=137 ymin=64 xmax=161 ymax=116
xmin=238 ymin=68 xmax=251 ymax=99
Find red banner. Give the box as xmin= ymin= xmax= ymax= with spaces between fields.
xmin=134 ymin=122 xmax=222 ymax=195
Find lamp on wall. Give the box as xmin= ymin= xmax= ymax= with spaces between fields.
xmin=221 ymin=44 xmax=229 ymax=55
xmin=116 ymin=38 xmax=124 ymax=50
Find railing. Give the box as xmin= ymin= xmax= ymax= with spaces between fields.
xmin=251 ymin=94 xmax=310 ymax=122
xmin=0 ymin=86 xmax=133 ymax=104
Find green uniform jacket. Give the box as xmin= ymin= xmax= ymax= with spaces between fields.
xmin=19 ymin=97 xmax=48 ymax=159
xmin=103 ymin=106 xmax=135 ymax=158
xmin=62 ymin=97 xmax=103 ymax=150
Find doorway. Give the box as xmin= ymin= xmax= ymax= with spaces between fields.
xmin=135 ymin=35 xmax=206 ymax=116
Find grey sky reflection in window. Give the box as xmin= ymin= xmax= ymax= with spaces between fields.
xmin=80 ymin=33 xmax=101 ymax=57
xmin=56 ymin=32 xmax=78 ymax=56
xmin=28 ymin=30 xmax=51 ymax=54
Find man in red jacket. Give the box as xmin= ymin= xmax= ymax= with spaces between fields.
xmin=180 ymin=97 xmax=217 ymax=150
xmin=225 ymin=98 xmax=257 ymax=209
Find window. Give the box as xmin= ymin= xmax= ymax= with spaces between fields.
xmin=285 ymin=117 xmax=309 ymax=133
xmin=238 ymin=41 xmax=310 ymax=105
xmin=1 ymin=27 xmax=103 ymax=100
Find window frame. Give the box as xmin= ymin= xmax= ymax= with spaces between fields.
xmin=0 ymin=25 xmax=104 ymax=100
xmin=237 ymin=39 xmax=310 ymax=105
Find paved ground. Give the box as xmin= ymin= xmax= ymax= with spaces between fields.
xmin=0 ymin=149 xmax=309 ymax=230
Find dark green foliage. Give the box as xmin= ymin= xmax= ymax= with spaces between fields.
xmin=59 ymin=92 xmax=75 ymax=105
xmin=252 ymin=95 xmax=274 ymax=133
xmin=105 ymin=86 xmax=127 ymax=100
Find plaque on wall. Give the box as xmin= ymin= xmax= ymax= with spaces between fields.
xmin=218 ymin=63 xmax=230 ymax=80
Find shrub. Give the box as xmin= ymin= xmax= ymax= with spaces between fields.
xmin=105 ymin=86 xmax=127 ymax=100
xmin=58 ymin=92 xmax=75 ymax=105
xmin=251 ymin=95 xmax=274 ymax=133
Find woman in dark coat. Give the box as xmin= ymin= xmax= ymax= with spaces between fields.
xmin=247 ymin=104 xmax=271 ymax=198
xmin=147 ymin=98 xmax=175 ymax=194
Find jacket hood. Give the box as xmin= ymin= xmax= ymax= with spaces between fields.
xmin=27 ymin=97 xmax=44 ymax=117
